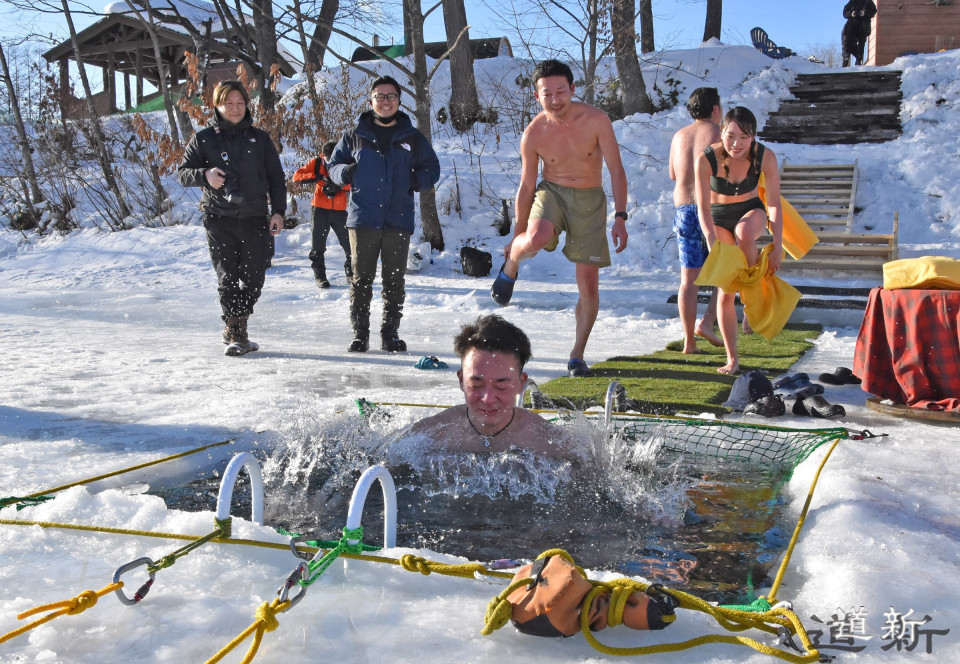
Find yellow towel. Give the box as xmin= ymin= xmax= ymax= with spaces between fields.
xmin=695 ymin=242 xmax=802 ymax=340
xmin=758 ymin=173 xmax=819 ymax=260
xmin=883 ymin=256 xmax=960 ymax=290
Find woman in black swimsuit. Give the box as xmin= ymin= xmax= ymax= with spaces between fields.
xmin=694 ymin=106 xmax=783 ymax=375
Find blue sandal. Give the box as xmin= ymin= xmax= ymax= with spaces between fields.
xmin=490 ymin=263 xmax=517 ymax=306
xmin=567 ymin=358 xmax=590 ymax=377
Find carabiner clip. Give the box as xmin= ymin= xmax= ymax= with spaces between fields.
xmin=289 ymin=534 xmax=315 ymax=561
xmin=277 ymin=562 xmax=309 ymax=609
xmin=113 ymin=557 xmax=157 ymax=606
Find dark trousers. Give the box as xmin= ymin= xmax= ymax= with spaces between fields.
xmin=310 ymin=207 xmax=351 ymax=280
xmin=842 ymin=23 xmax=868 ymax=66
xmin=204 ymin=215 xmax=271 ymax=319
xmin=348 ymin=226 xmax=411 ymax=337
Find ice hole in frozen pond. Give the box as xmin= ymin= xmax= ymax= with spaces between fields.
xmin=154 ymin=405 xmax=831 ymax=604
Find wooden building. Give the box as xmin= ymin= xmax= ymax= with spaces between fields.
xmin=868 ymin=0 xmax=960 ymax=65
xmin=42 ymin=4 xmax=297 ymax=120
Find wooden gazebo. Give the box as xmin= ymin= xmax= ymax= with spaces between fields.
xmin=42 ymin=6 xmax=297 ymax=120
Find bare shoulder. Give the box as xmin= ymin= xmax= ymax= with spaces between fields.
xmin=407 ymin=405 xmax=466 ymax=435
xmin=580 ymin=102 xmax=614 ymax=129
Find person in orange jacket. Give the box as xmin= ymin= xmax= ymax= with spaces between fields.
xmin=293 ymin=141 xmax=352 ymax=288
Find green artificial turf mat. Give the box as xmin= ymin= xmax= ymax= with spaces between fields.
xmin=536 ymin=323 xmax=822 ymax=416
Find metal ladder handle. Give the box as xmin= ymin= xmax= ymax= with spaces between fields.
xmin=216 ymin=452 xmax=265 ymax=525
xmin=604 ymin=380 xmax=625 ymax=430
xmin=346 ymin=465 xmax=397 ymax=548
xmin=516 ymin=378 xmax=539 ymax=408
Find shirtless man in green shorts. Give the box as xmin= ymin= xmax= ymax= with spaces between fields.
xmin=491 ymin=59 xmax=628 ymax=377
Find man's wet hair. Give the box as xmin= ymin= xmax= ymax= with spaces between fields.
xmin=370 ymin=75 xmax=401 ymax=97
xmin=686 ymin=87 xmax=720 ymax=120
xmin=454 ymin=314 xmax=532 ymax=370
xmin=532 ymin=59 xmax=574 ymax=88
xmin=321 ymin=141 xmax=337 ymax=159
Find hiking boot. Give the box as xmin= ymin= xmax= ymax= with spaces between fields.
xmin=316 ymin=278 xmax=330 ymax=289
xmin=224 ymin=316 xmax=259 ymax=357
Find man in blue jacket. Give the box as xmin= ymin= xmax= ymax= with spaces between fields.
xmin=328 ymin=75 xmax=441 ymax=353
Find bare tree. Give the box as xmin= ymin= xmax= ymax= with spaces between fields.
xmin=121 ymin=0 xmax=183 ymax=148
xmin=402 ymin=0 xmax=445 ymax=249
xmin=610 ymin=0 xmax=653 ymax=116
xmin=639 ymin=0 xmax=654 ymax=53
xmin=305 ymin=0 xmax=339 ymax=68
xmin=442 ymin=0 xmax=481 ymax=132
xmin=0 ymin=40 xmax=44 ymax=214
xmin=250 ymin=0 xmax=280 ymax=109
xmin=60 ymin=0 xmax=132 ymax=220
xmin=703 ymin=0 xmax=721 ymax=42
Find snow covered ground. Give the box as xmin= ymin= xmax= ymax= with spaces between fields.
xmin=1 ymin=44 xmax=959 ymax=662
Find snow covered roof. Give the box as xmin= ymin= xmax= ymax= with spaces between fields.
xmin=102 ymin=0 xmax=227 ymax=33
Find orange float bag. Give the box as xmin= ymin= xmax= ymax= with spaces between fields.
xmin=505 ymin=555 xmax=676 ymax=638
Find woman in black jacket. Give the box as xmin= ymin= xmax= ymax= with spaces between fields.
xmin=178 ymin=81 xmax=286 ymax=356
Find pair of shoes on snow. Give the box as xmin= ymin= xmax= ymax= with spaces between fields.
xmin=793 ymin=395 xmax=846 ymax=418
xmin=567 ymin=358 xmax=590 ymax=377
xmin=491 ymin=263 xmax=516 ymax=306
xmin=744 ymin=394 xmax=785 ymax=417
xmin=818 ymin=366 xmax=861 ymax=385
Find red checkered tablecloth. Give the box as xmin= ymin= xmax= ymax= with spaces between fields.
xmin=853 ymin=288 xmax=960 ymax=412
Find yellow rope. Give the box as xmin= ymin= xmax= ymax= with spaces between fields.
xmin=0 ymin=582 xmax=123 ymax=645
xmin=580 ymin=581 xmax=818 ymax=661
xmin=13 ymin=438 xmax=235 ymax=501
xmin=205 ymin=597 xmax=290 ymax=664
xmin=0 ymin=518 xmax=515 ymax=580
xmin=768 ymin=436 xmax=842 ymax=602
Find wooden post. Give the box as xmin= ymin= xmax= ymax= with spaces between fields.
xmin=135 ymin=48 xmax=143 ymax=105
xmin=124 ymin=72 xmax=131 ymax=110
xmin=58 ymin=57 xmax=69 ymax=123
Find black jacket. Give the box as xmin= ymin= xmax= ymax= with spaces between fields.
xmin=178 ymin=110 xmax=287 ymax=219
xmin=842 ymin=0 xmax=877 ymax=39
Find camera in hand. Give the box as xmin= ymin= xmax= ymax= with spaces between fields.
xmin=222 ymin=170 xmax=245 ymax=207
xmin=321 ymin=180 xmax=342 ymax=197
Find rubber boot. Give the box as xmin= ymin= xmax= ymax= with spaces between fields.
xmin=349 ymin=309 xmax=370 ymax=353
xmin=225 ymin=316 xmax=259 ymax=356
xmin=381 ymin=314 xmax=406 ymax=352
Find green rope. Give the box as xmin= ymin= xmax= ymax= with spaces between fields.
xmin=0 ymin=495 xmax=55 ymax=511
xmin=146 ymin=517 xmax=233 ymax=574
xmin=275 ymin=527 xmax=382 ymax=552
xmin=719 ymin=596 xmax=773 ymax=613
xmin=300 ymin=526 xmax=365 ymax=587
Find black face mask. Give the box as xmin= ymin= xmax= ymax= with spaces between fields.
xmin=373 ymin=111 xmax=397 ymax=125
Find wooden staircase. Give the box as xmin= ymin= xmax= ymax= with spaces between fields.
xmin=761 ymin=160 xmax=898 ymax=275
xmin=759 ymin=71 xmax=903 ymax=145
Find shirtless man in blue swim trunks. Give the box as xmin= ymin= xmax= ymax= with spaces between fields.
xmin=669 ymin=87 xmax=722 ymax=354
xmin=490 ymin=59 xmax=628 ymax=378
